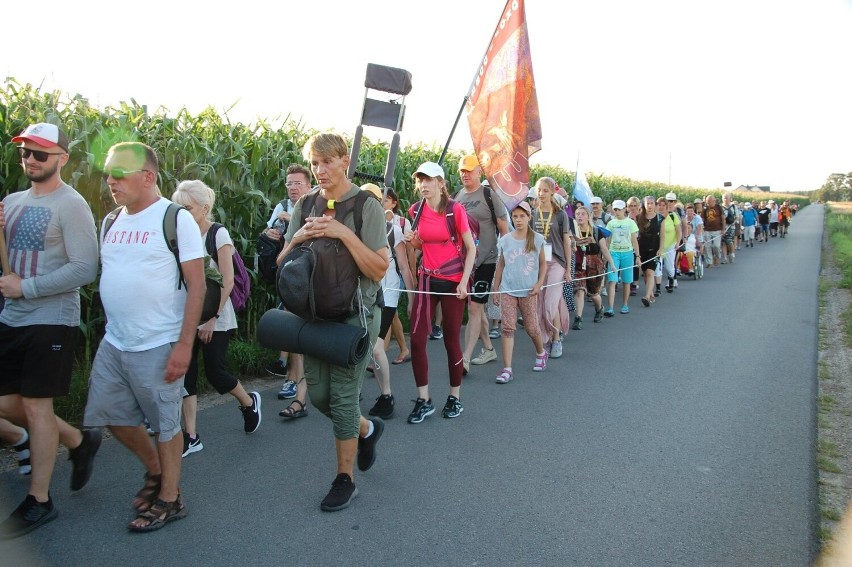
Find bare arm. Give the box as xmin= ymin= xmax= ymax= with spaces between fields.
xmin=166 ymin=257 xmax=205 ymax=383
xmin=457 ymin=230 xmax=476 ymax=299
xmin=599 ymin=236 xmax=615 ymax=268
xmin=532 ymin=247 xmax=547 ymax=296
xmin=492 ymin=255 xmax=505 ymax=303
xmin=395 ymin=241 xmax=416 ymax=305
xmin=496 ymin=216 xmax=510 ymax=236
xmin=198 ymin=242 xmax=234 ymax=342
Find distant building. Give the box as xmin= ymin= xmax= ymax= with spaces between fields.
xmin=736 ymin=185 xmax=770 ymax=192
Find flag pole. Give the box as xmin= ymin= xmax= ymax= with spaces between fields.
xmin=437 ymin=95 xmax=469 ymax=166
xmin=438 ymin=0 xmax=505 ymax=166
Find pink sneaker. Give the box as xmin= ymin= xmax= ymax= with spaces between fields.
xmin=533 ymin=351 xmax=548 ymax=372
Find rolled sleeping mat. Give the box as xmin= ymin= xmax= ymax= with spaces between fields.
xmin=258 ymin=309 xmax=370 ymax=367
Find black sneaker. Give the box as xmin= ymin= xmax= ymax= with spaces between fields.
xmin=265 ymin=359 xmax=288 ymax=377
xmin=241 ymin=391 xmax=262 ymax=434
xmin=442 ymin=396 xmax=463 ymax=419
xmin=0 ymin=494 xmax=58 ymax=540
xmin=14 ymin=435 xmax=31 ymax=476
xmin=357 ymin=418 xmax=384 ymax=472
xmin=428 ymin=325 xmax=443 ymax=340
xmin=182 ymin=432 xmax=203 ymax=457
xmin=69 ymin=428 xmax=102 ymax=491
xmin=407 ymin=398 xmax=435 ymax=424
xmin=320 ymin=473 xmax=358 ymax=511
xmin=368 ymin=394 xmax=395 ymax=419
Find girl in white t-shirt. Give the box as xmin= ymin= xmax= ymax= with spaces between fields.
xmin=172 ymin=181 xmax=262 ymax=455
xmin=492 ymin=201 xmax=548 ymax=383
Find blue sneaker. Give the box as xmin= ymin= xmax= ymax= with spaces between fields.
xmin=278 ymin=380 xmax=297 ymax=400
xmin=428 ymin=325 xmax=443 ymax=340
xmin=620 ymin=304 xmax=630 ymax=314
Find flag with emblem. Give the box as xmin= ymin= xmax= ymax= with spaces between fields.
xmin=465 ymin=0 xmax=542 ymax=211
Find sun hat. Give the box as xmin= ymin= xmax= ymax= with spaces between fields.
xmin=612 ymin=199 xmax=626 ymax=210
xmin=360 ymin=183 xmax=382 ymax=201
xmin=665 ymin=192 xmax=677 ymax=201
xmin=589 ymin=196 xmax=603 ymax=205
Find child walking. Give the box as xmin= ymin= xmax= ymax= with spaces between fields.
xmin=492 ymin=201 xmax=548 ymax=384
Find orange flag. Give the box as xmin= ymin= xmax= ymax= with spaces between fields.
xmin=466 ymin=0 xmax=542 ymax=210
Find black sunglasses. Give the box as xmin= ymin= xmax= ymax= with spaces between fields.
xmin=102 ymin=168 xmax=150 ymax=182
xmin=18 ymin=147 xmax=65 ymax=162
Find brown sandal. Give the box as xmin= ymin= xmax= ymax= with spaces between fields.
xmin=132 ymin=472 xmax=162 ymax=512
xmin=128 ymin=495 xmax=187 ymax=532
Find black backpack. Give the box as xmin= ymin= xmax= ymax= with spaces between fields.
xmin=725 ymin=205 xmax=737 ymax=225
xmin=256 ymin=232 xmax=283 ymax=285
xmin=276 ymin=190 xmax=371 ymax=322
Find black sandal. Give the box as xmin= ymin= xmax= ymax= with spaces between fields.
xmin=279 ymin=399 xmax=308 ymax=419
xmin=132 ymin=472 xmax=162 ymax=512
xmin=128 ymin=495 xmax=187 ymax=532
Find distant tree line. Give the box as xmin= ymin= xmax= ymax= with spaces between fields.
xmin=816 ymin=173 xmax=852 ymax=202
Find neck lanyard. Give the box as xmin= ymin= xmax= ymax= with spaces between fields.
xmin=538 ymin=208 xmax=553 ymax=240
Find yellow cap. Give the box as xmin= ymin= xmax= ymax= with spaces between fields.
xmin=458 ymin=154 xmax=480 ymax=172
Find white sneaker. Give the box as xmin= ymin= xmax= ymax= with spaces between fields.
xmin=550 ymin=341 xmax=563 ymax=359
xmin=471 ymin=348 xmax=497 ymax=365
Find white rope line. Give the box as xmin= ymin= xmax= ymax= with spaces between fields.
xmin=386 ymin=231 xmax=724 ymax=297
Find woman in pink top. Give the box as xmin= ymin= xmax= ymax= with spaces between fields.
xmin=404 ymin=162 xmax=476 ymax=424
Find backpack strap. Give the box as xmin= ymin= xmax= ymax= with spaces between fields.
xmin=102 ymin=206 xmax=123 ymax=240
xmin=298 ymin=188 xmax=367 ymax=238
xmin=162 ymin=203 xmax=185 ymax=290
xmin=386 ymin=221 xmax=403 ymax=280
xmin=205 ymin=222 xmax=224 ymax=265
xmin=482 ymin=186 xmax=499 ymax=233
xmin=444 ymin=199 xmax=461 ymax=248
xmin=454 ymin=185 xmax=499 ymax=234
xmin=102 ymin=204 xmax=183 ymax=289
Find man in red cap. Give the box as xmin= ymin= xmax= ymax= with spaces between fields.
xmin=0 ymin=123 xmax=101 ymax=539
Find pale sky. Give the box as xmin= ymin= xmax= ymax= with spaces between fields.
xmin=5 ymin=0 xmax=851 ymax=192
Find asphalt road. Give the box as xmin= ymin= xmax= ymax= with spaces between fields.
xmin=0 ymin=205 xmax=823 ymax=566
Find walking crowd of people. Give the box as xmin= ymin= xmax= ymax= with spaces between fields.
xmin=0 ymin=123 xmax=798 ymax=538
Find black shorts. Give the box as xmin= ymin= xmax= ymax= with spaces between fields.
xmin=639 ymin=249 xmax=658 ymax=272
xmin=470 ymin=263 xmax=497 ymax=305
xmin=378 ymin=306 xmax=397 ymax=340
xmin=0 ymin=323 xmax=78 ymax=398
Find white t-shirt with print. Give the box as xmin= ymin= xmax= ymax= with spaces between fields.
xmin=100 ymin=198 xmax=204 ymax=352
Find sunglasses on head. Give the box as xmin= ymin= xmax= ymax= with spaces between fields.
xmin=102 ymin=167 xmax=150 ymax=182
xmin=18 ymin=147 xmax=64 ymax=162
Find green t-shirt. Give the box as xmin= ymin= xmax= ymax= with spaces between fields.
xmin=606 ymin=217 xmax=639 ymax=252
xmin=662 ymin=213 xmax=678 ymax=251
